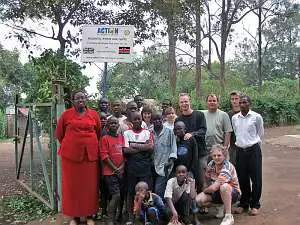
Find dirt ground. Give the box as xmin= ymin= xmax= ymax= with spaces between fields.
xmin=1 ymin=126 xmax=300 ymax=225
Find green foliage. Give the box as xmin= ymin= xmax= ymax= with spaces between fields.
xmin=104 ymin=48 xmax=171 ymax=100
xmin=0 ymin=44 xmax=30 ymax=108
xmin=24 ymin=49 xmax=89 ymax=103
xmin=0 ymin=109 xmax=4 ymax=139
xmin=241 ymin=79 xmax=300 ymax=125
xmin=232 ymin=1 xmax=300 ymax=84
xmin=2 ymin=194 xmax=53 ymax=223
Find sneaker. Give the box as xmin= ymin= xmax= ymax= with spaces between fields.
xmin=215 ymin=205 xmax=225 ymax=218
xmin=220 ymin=214 xmax=234 ymax=225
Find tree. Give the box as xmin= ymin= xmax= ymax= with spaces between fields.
xmin=203 ymin=0 xmax=256 ymax=93
xmin=242 ymin=0 xmax=281 ymax=88
xmin=103 ymin=47 xmax=170 ymax=100
xmin=263 ymin=1 xmax=300 ymax=78
xmin=24 ymin=49 xmax=89 ymax=103
xmin=0 ymin=0 xmax=114 ymax=55
xmin=232 ymin=0 xmax=300 ymax=83
xmin=0 ymin=44 xmax=30 ymax=108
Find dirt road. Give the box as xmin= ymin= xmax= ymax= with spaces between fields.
xmin=1 ymin=126 xmax=300 ymax=225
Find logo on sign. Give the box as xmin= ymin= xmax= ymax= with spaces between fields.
xmin=97 ymin=27 xmax=119 ymax=35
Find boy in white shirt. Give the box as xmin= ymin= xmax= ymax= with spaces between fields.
xmin=164 ymin=165 xmax=201 ymax=225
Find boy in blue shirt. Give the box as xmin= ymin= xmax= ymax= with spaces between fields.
xmin=134 ymin=181 xmax=165 ymax=225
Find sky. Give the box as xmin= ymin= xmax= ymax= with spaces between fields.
xmin=0 ymin=6 xmax=265 ymax=96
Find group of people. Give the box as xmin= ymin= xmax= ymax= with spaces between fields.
xmin=56 ymin=91 xmax=264 ymax=225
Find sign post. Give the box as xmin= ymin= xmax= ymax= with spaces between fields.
xmin=81 ymin=25 xmax=134 ymax=96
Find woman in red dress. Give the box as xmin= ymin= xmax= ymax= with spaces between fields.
xmin=56 ymin=90 xmax=101 ymax=225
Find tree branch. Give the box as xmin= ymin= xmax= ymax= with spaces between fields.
xmin=3 ymin=23 xmax=58 ymax=40
xmin=62 ymin=0 xmax=81 ymax=26
xmin=209 ymin=35 xmax=221 ymax=60
xmin=156 ymin=44 xmax=195 ymax=59
xmin=243 ymin=25 xmax=258 ymax=45
xmin=232 ymin=8 xmax=257 ymax=25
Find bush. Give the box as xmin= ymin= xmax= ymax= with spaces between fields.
xmin=240 ymin=79 xmax=300 ymax=126
xmin=193 ymin=78 xmax=300 ymax=126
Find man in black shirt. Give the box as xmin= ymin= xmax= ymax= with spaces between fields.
xmin=175 ymin=93 xmax=207 ymax=192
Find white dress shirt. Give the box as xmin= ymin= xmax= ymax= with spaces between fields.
xmin=232 ymin=110 xmax=264 ymax=148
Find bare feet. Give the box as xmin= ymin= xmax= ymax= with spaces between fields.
xmin=86 ymin=218 xmax=95 ymax=225
xmin=69 ymin=219 xmax=78 ymax=225
xmin=232 ymin=206 xmax=245 ymax=214
xmin=249 ymin=208 xmax=260 ymax=216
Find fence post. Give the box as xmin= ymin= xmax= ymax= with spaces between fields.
xmin=14 ymin=94 xmax=19 ymax=175
xmin=52 ymin=79 xmax=65 ymax=212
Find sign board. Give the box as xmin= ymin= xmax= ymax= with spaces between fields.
xmin=81 ymin=25 xmax=134 ymax=63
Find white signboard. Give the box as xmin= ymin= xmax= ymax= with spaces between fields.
xmin=81 ymin=25 xmax=134 ymax=63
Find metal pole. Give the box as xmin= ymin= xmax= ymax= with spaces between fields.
xmin=101 ymin=62 xmax=108 ymax=97
xmin=50 ymin=104 xmax=58 ymax=212
xmin=29 ymin=109 xmax=34 ymax=187
xmin=53 ymin=80 xmax=65 ymax=212
xmin=14 ymin=94 xmax=19 ymax=175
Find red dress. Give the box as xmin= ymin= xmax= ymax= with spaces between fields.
xmin=56 ymin=107 xmax=101 ymax=217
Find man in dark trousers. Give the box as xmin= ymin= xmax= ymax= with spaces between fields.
xmin=232 ymin=96 xmax=264 ymax=216
xmin=175 ymin=93 xmax=207 ymax=192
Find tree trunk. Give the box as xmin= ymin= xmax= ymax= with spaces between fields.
xmin=219 ymin=0 xmax=227 ymax=94
xmin=195 ymin=0 xmax=201 ymax=99
xmin=167 ymin=18 xmax=177 ymax=97
xmin=258 ymin=0 xmax=263 ymax=88
xmin=57 ymin=26 xmax=66 ymax=56
xmin=220 ymin=57 xmax=226 ymax=95
xmin=298 ymin=53 xmax=300 ymax=92
xmin=207 ymin=2 xmax=212 ymax=74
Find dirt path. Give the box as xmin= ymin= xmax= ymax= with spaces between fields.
xmin=1 ymin=126 xmax=300 ymax=225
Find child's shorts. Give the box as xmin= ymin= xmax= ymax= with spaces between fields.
xmin=211 ymin=188 xmax=240 ymax=204
xmin=140 ymin=207 xmax=160 ymax=223
xmin=103 ymin=174 xmax=124 ymax=195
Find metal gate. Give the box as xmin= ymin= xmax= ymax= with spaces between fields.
xmin=14 ymin=97 xmax=57 ymax=210
xmin=14 ymin=82 xmax=65 ymax=211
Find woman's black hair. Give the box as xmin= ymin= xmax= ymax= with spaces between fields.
xmin=71 ymin=89 xmax=87 ymax=100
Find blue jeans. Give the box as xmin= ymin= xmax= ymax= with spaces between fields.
xmin=155 ymin=175 xmax=168 ymax=199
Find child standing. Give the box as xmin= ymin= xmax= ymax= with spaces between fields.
xmin=151 ymin=111 xmax=177 ymax=199
xmin=163 ymin=107 xmax=177 ymax=130
xmin=134 ymin=181 xmax=165 ymax=225
xmin=100 ymin=117 xmax=125 ymax=224
xmin=164 ymin=165 xmax=201 ymax=225
xmin=99 ymin=112 xmax=108 ymax=137
xmin=123 ymin=111 xmax=154 ymax=224
xmin=173 ymin=121 xmax=199 ymax=185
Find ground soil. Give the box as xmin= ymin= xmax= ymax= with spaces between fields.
xmin=1 ymin=126 xmax=300 ymax=225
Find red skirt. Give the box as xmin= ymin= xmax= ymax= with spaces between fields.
xmin=61 ymin=154 xmax=99 ymax=217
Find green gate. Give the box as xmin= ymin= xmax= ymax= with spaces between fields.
xmin=14 ymin=81 xmax=65 ymax=211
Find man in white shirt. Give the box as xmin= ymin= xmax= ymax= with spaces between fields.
xmin=231 ymin=96 xmax=264 ymax=216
